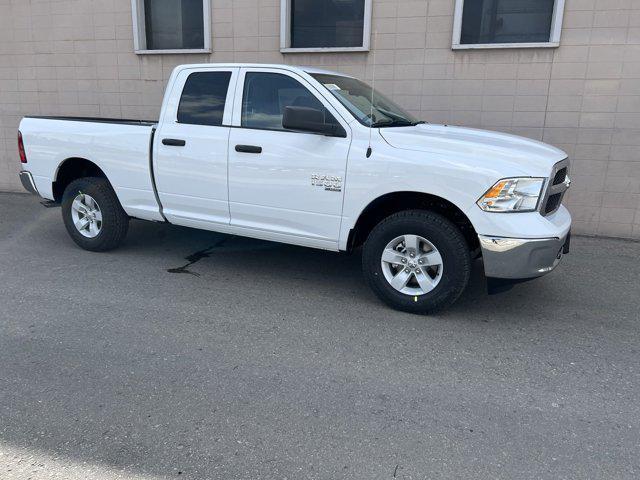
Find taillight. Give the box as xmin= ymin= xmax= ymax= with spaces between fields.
xmin=18 ymin=131 xmax=27 ymax=163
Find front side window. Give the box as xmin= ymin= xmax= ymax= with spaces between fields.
xmin=280 ymin=0 xmax=372 ymax=51
xmin=132 ymin=0 xmax=211 ymax=53
xmin=453 ymin=0 xmax=564 ymax=49
xmin=241 ymin=72 xmax=337 ymax=131
xmin=311 ymin=74 xmax=420 ymax=128
xmin=177 ymin=72 xmax=231 ymax=126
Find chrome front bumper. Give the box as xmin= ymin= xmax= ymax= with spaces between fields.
xmin=19 ymin=171 xmax=39 ymax=195
xmin=479 ymin=232 xmax=570 ymax=280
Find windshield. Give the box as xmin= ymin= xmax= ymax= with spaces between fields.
xmin=310 ymin=73 xmax=422 ymax=128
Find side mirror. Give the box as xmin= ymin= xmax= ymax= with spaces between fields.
xmin=282 ymin=106 xmax=346 ymax=137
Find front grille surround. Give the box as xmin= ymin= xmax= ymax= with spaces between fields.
xmin=540 ymin=158 xmax=570 ymax=216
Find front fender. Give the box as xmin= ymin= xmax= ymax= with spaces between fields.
xmin=339 ymin=138 xmax=497 ymax=249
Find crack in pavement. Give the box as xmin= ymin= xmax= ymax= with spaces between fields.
xmin=166 ymin=236 xmax=232 ymax=276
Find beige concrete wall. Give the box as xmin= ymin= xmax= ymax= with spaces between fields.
xmin=1 ymin=0 xmax=639 ymax=238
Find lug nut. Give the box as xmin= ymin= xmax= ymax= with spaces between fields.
xmin=410 ymin=253 xmax=415 ymax=258
xmin=418 ymin=259 xmax=424 ymax=265
xmin=404 ymin=268 xmax=410 ymax=273
xmin=415 ymin=269 xmax=421 ymax=274
xmin=401 ymin=258 xmax=407 ymax=264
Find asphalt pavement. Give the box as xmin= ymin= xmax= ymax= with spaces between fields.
xmin=1 ymin=192 xmax=639 ymax=479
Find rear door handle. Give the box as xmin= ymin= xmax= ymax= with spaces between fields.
xmin=162 ymin=138 xmax=186 ymax=146
xmin=235 ymin=144 xmax=262 ymax=154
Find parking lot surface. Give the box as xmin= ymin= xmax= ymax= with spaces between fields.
xmin=1 ymin=192 xmax=639 ymax=479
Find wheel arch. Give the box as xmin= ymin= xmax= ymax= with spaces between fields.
xmin=346 ymin=191 xmax=479 ymax=252
xmin=52 ymin=157 xmax=109 ymax=202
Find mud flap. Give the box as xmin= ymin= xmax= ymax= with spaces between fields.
xmin=563 ymin=230 xmax=571 ymax=254
xmin=486 ymin=277 xmax=536 ymax=295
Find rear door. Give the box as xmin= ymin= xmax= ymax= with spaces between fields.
xmin=154 ymin=67 xmax=238 ymax=227
xmin=227 ymin=67 xmax=351 ymax=249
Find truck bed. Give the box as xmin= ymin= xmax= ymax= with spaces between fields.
xmin=25 ymin=116 xmax=157 ymax=126
xmin=19 ymin=116 xmax=163 ymax=222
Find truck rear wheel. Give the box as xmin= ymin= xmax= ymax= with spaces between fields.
xmin=362 ymin=210 xmax=471 ymax=314
xmin=61 ymin=177 xmax=129 ymax=252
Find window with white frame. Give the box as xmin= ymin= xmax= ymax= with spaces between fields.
xmin=131 ymin=0 xmax=211 ymax=54
xmin=452 ymin=0 xmax=565 ymax=49
xmin=280 ymin=0 xmax=372 ymax=53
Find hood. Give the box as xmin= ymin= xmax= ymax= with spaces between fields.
xmin=379 ymin=124 xmax=567 ymax=177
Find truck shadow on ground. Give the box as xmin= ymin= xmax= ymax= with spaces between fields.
xmin=126 ymin=219 xmax=553 ymax=319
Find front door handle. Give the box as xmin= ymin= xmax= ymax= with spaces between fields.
xmin=162 ymin=138 xmax=186 ymax=146
xmin=235 ymin=144 xmax=262 ymax=154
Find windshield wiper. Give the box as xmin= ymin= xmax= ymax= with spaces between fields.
xmin=371 ymin=119 xmax=420 ymax=128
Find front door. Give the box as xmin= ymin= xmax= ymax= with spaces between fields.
xmin=154 ymin=67 xmax=238 ymax=227
xmin=227 ymin=68 xmax=351 ymax=248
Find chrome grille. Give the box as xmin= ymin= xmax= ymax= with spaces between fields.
xmin=552 ymin=167 xmax=567 ymax=186
xmin=540 ymin=158 xmax=570 ymax=216
xmin=544 ymin=193 xmax=563 ymax=214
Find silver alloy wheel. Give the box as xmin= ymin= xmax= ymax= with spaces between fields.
xmin=380 ymin=234 xmax=444 ymax=295
xmin=71 ymin=193 xmax=102 ymax=238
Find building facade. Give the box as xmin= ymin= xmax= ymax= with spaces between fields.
xmin=1 ymin=0 xmax=639 ymax=238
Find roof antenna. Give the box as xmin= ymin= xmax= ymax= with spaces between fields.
xmin=366 ymin=31 xmax=378 ymax=159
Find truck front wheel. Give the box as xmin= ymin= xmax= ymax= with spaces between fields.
xmin=61 ymin=177 xmax=129 ymax=252
xmin=362 ymin=210 xmax=471 ymax=314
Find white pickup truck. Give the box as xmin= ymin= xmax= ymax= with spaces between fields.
xmin=18 ymin=63 xmax=571 ymax=313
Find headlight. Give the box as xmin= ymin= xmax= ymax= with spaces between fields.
xmin=477 ymin=177 xmax=545 ymax=212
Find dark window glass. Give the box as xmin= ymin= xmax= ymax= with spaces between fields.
xmin=241 ymin=72 xmax=338 ymax=131
xmin=461 ymin=0 xmax=555 ymax=45
xmin=177 ymin=72 xmax=231 ymax=126
xmin=291 ymin=0 xmax=365 ymax=48
xmin=144 ymin=0 xmax=204 ymax=50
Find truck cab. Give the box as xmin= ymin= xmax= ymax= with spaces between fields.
xmin=18 ymin=63 xmax=571 ymax=314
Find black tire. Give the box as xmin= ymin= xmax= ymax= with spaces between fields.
xmin=61 ymin=177 xmax=129 ymax=252
xmin=362 ymin=210 xmax=471 ymax=314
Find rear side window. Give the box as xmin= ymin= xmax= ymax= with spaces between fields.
xmin=241 ymin=72 xmax=336 ymax=131
xmin=177 ymin=71 xmax=232 ymax=126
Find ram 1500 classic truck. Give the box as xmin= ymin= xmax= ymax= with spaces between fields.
xmin=17 ymin=63 xmax=571 ymax=314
